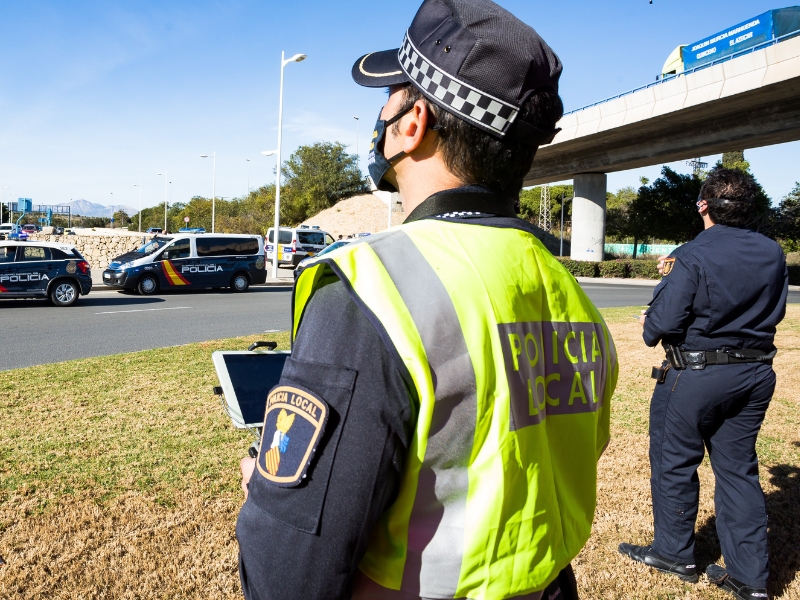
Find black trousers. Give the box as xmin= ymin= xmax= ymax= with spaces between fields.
xmin=649 ymin=362 xmax=775 ymax=588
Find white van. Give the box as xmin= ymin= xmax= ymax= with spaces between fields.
xmin=266 ymin=225 xmax=335 ymax=268
xmin=0 ymin=223 xmax=19 ymax=241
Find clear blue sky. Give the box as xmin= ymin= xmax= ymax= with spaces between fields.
xmin=0 ymin=0 xmax=797 ymax=212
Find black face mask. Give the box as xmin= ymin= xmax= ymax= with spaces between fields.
xmin=367 ymin=105 xmax=414 ymax=193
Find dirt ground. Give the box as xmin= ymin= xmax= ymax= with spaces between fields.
xmin=0 ymin=309 xmax=798 ymax=599
xmin=299 ymin=194 xmax=404 ymax=239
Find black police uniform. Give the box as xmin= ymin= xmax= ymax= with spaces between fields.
xmin=642 ymin=224 xmax=788 ymax=589
xmin=236 ymin=188 xmax=582 ymax=600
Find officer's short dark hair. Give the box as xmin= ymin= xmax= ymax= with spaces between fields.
xmin=700 ymin=167 xmax=758 ymax=228
xmin=394 ymin=84 xmax=563 ymax=198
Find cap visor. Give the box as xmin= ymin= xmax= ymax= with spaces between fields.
xmin=352 ymin=49 xmax=408 ymax=88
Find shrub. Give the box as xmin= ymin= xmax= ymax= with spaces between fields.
xmin=599 ymin=260 xmax=629 ymax=278
xmin=557 ymin=258 xmax=599 ymax=278
xmin=628 ymin=259 xmax=661 ymax=280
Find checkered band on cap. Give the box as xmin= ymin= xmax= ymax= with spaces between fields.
xmin=398 ymin=32 xmax=519 ymax=137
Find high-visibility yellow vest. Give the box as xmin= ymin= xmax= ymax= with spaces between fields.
xmin=294 ymin=219 xmax=618 ymax=600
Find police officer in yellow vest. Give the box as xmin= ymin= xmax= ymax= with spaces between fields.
xmin=237 ymin=1 xmax=618 ymax=598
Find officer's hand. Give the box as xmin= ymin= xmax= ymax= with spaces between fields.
xmin=656 ymin=255 xmax=668 ymax=275
xmin=639 ymin=309 xmax=647 ymax=327
xmin=240 ymin=456 xmax=256 ymax=500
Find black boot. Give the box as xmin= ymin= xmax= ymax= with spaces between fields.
xmin=618 ymin=543 xmax=699 ymax=583
xmin=706 ymin=565 xmax=769 ymax=599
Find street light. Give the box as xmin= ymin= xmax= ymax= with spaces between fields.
xmin=156 ymin=172 xmax=168 ymax=231
xmin=1 ymin=186 xmax=8 ymax=222
xmin=110 ymin=192 xmax=114 ymax=229
xmin=200 ymin=152 xmax=217 ymax=232
xmin=270 ymin=51 xmax=307 ymax=278
xmin=246 ymin=158 xmax=251 ymax=197
xmin=133 ymin=184 xmax=142 ymax=232
xmin=353 ymin=116 xmax=359 ymax=158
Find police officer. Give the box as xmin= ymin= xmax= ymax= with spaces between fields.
xmin=619 ymin=167 xmax=788 ymax=599
xmin=237 ymin=1 xmax=618 ymax=598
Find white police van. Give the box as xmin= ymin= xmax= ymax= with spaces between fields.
xmin=266 ymin=225 xmax=335 ymax=268
xmin=102 ymin=233 xmax=266 ymax=295
xmin=0 ymin=241 xmax=92 ymax=306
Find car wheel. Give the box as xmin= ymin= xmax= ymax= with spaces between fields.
xmin=137 ymin=275 xmax=158 ymax=295
xmin=50 ymin=281 xmax=79 ymax=307
xmin=230 ymin=273 xmax=250 ymax=292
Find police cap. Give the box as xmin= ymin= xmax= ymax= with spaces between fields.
xmin=352 ymin=0 xmax=562 ymax=144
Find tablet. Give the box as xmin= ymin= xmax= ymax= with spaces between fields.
xmin=212 ymin=351 xmax=291 ymax=428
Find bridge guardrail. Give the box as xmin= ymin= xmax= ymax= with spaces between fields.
xmin=564 ymin=29 xmax=800 ymax=117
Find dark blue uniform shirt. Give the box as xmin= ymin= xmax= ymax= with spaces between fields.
xmin=644 ymin=224 xmax=788 ymax=351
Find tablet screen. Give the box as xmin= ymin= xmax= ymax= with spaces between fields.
xmin=213 ymin=351 xmax=290 ymax=428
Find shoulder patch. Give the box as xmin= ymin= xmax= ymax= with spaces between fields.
xmin=662 ymin=257 xmax=676 ymax=276
xmin=256 ymin=385 xmax=329 ymax=488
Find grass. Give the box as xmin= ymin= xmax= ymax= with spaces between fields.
xmin=0 ymin=310 xmax=798 ymax=599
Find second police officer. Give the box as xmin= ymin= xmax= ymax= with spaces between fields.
xmin=236 ymin=0 xmax=619 ymax=598
xmin=619 ymin=167 xmax=789 ymax=600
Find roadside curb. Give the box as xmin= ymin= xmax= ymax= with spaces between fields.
xmin=90 ymin=279 xmax=295 ymax=290
xmin=575 ymin=277 xmax=659 ymax=287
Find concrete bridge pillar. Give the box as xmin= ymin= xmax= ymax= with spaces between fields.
xmin=571 ymin=173 xmax=607 ymax=262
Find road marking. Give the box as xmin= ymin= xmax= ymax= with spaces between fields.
xmin=95 ymin=306 xmax=192 ymax=315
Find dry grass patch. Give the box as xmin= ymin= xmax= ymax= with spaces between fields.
xmin=1 ymin=309 xmax=798 ymax=598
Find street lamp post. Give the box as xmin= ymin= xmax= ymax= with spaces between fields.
xmin=200 ymin=152 xmax=217 ymax=232
xmin=353 ymin=116 xmax=359 ymax=158
xmin=246 ymin=158 xmax=251 ymax=197
xmin=1 ymin=186 xmax=8 ymax=222
xmin=270 ymin=51 xmax=307 ymax=278
xmin=133 ymin=184 xmax=142 ymax=232
xmin=156 ymin=172 xmax=168 ymax=231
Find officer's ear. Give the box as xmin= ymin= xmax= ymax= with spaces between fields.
xmin=399 ymin=100 xmax=432 ymax=155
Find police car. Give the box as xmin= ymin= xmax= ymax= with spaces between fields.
xmin=102 ymin=233 xmax=267 ymax=295
xmin=0 ymin=241 xmax=92 ymax=306
xmin=266 ymin=226 xmax=335 ymax=268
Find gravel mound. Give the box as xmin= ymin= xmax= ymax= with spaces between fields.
xmin=300 ymin=194 xmax=404 ymax=239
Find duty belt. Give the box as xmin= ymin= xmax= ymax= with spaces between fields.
xmin=653 ymin=344 xmax=777 ymax=380
xmin=669 ymin=343 xmax=777 ymax=371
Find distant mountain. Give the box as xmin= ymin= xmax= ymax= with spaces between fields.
xmin=65 ymin=199 xmax=137 ymax=218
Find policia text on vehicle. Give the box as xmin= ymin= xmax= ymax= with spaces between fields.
xmin=102 ymin=233 xmax=266 ymax=295
xmin=0 ymin=241 xmax=92 ymax=307
xmin=235 ymin=1 xmax=618 ymax=599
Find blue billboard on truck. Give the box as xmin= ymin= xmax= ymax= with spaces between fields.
xmin=682 ymin=7 xmax=800 ymax=71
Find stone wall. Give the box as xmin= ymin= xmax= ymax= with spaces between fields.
xmin=28 ymin=233 xmax=145 ymax=272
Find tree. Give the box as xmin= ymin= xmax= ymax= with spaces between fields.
xmin=771 ymin=182 xmax=800 ymax=251
xmin=280 ymin=142 xmax=368 ymax=225
xmin=113 ymin=210 xmax=130 ymax=227
xmin=627 ymin=166 xmax=705 ymax=245
xmin=605 ymin=186 xmax=637 ymax=243
xmin=720 ymin=150 xmax=749 ymax=173
xmin=518 ymin=185 xmax=574 ymax=231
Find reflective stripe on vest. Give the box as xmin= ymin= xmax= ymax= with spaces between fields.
xmin=293 ymin=220 xmax=618 ymax=599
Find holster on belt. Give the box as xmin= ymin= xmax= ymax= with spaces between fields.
xmin=662 ymin=341 xmax=687 ymax=370
xmin=651 ymin=360 xmax=670 ymax=384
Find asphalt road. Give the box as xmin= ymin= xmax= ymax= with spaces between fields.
xmin=0 ymin=287 xmax=293 ymax=371
xmin=1 ymin=282 xmax=798 ymax=371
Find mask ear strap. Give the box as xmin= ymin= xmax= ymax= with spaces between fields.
xmin=386 ymin=150 xmax=406 ymax=164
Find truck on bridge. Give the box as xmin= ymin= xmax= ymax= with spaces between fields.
xmin=660 ymin=6 xmax=800 ymax=78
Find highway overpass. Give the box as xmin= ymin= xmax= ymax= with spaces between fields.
xmin=527 ymin=35 xmax=800 ymax=260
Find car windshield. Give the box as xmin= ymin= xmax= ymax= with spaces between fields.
xmin=136 ymin=236 xmax=173 ymax=255
xmin=316 ymin=240 xmax=349 ymax=257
